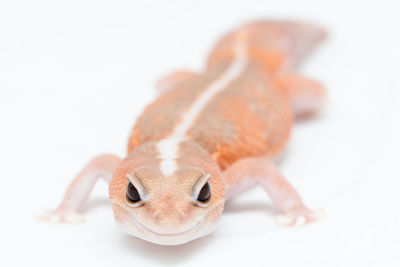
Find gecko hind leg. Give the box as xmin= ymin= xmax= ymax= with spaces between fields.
xmin=224 ymin=157 xmax=323 ymax=226
xmin=155 ymin=70 xmax=198 ymax=95
xmin=278 ymin=73 xmax=326 ymax=120
xmin=39 ymin=154 xmax=121 ymax=224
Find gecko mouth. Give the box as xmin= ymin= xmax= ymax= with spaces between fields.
xmin=112 ymin=201 xmax=224 ymax=244
xmin=129 ymin=213 xmax=204 ymax=237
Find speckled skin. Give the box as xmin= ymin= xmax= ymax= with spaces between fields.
xmin=127 ymin=62 xmax=231 ymax=151
xmin=129 ymin=60 xmax=292 ymax=170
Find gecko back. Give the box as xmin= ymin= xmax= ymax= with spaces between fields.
xmin=128 ymin=20 xmax=326 ymax=169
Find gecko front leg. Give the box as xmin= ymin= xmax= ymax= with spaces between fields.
xmin=224 ymin=157 xmax=322 ymax=226
xmin=40 ymin=154 xmax=121 ymax=224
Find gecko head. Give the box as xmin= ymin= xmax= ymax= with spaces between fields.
xmin=109 ymin=141 xmax=225 ymax=245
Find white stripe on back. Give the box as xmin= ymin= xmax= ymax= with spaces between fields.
xmin=157 ymin=43 xmax=247 ymax=175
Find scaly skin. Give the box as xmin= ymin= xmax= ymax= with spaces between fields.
xmin=40 ymin=20 xmax=327 ymax=246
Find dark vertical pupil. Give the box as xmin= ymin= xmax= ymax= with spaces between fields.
xmin=197 ymin=182 xmax=211 ymax=202
xmin=126 ymin=182 xmax=141 ymax=203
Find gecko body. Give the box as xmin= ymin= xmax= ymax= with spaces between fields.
xmin=42 ymin=20 xmax=326 ymax=245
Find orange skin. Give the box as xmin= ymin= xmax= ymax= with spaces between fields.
xmin=40 ymin=20 xmax=327 ymax=245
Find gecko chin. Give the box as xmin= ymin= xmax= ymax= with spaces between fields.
xmin=117 ymin=210 xmax=218 ymax=245
xmin=110 ymin=199 xmax=224 ymax=245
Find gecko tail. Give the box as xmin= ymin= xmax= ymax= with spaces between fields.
xmin=207 ymin=20 xmax=327 ymax=72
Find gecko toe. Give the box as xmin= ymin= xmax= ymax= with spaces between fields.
xmin=276 ymin=207 xmax=324 ymax=227
xmin=38 ymin=209 xmax=85 ymax=224
xmin=294 ymin=216 xmax=306 ymax=227
xmin=49 ymin=214 xmax=62 ymax=224
xmin=275 ymin=214 xmax=295 ymax=226
xmin=65 ymin=213 xmax=85 ymax=224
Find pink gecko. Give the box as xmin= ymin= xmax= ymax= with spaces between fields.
xmin=41 ymin=20 xmax=327 ymax=245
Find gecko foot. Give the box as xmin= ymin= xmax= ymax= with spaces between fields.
xmin=275 ymin=207 xmax=324 ymax=227
xmin=38 ymin=208 xmax=85 ymax=224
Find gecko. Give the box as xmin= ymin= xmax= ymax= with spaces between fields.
xmin=41 ymin=20 xmax=327 ymax=245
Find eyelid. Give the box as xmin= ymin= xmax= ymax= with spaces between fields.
xmin=126 ymin=173 xmax=148 ymax=201
xmin=192 ymin=174 xmax=211 ymax=203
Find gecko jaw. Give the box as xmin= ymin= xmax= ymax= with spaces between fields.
xmin=129 ymin=212 xmax=205 ymax=237
xmin=119 ymin=213 xmax=208 ymax=245
xmin=112 ymin=201 xmax=224 ymax=245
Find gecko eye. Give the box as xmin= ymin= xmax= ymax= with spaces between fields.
xmin=197 ymin=182 xmax=211 ymax=203
xmin=126 ymin=182 xmax=141 ymax=203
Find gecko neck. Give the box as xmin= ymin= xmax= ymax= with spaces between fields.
xmin=157 ymin=43 xmax=248 ymax=176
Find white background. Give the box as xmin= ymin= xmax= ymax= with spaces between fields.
xmin=1 ymin=0 xmax=399 ymax=266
